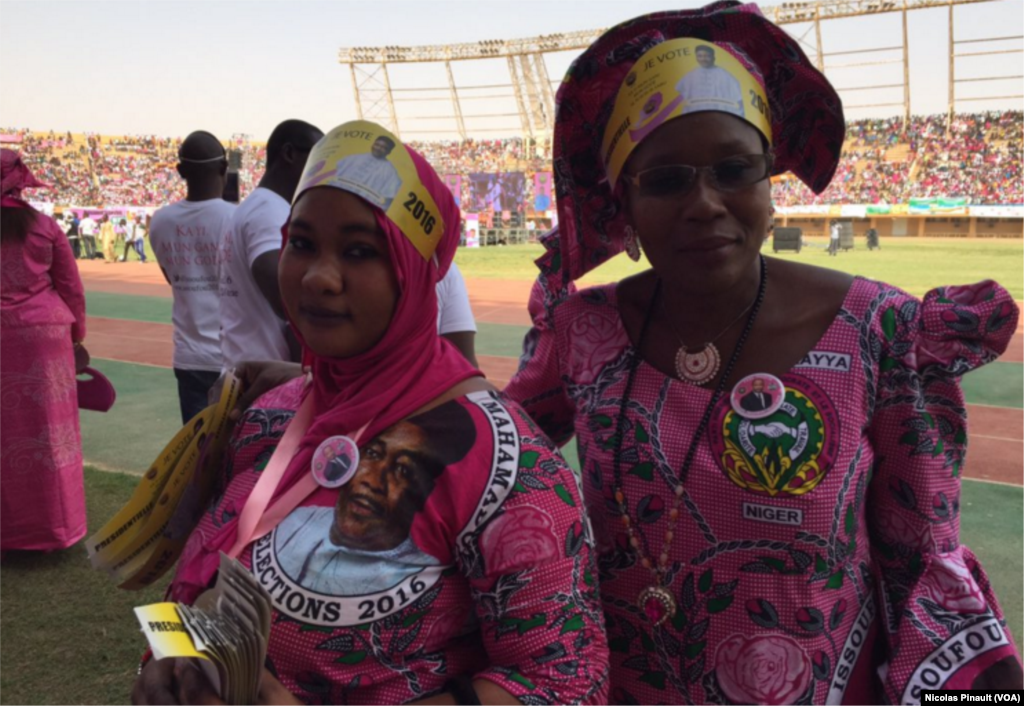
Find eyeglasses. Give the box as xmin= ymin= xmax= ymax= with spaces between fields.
xmin=621 ymin=153 xmax=774 ymax=199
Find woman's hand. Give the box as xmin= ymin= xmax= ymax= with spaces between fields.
xmin=256 ymin=669 xmax=302 ymax=705
xmin=131 ymin=660 xmax=300 ymax=705
xmin=132 ymin=658 xmax=175 ymax=705
xmin=173 ymin=659 xmax=224 ymax=705
xmin=130 ymin=658 xmax=222 ymax=705
xmin=73 ymin=342 xmax=90 ymax=374
xmin=228 ymin=361 xmax=304 ymax=422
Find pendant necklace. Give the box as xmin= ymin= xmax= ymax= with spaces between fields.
xmin=662 ymin=286 xmax=758 ymax=386
xmin=612 ymin=256 xmax=767 ymax=626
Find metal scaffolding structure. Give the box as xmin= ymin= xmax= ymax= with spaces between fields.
xmin=947 ymin=3 xmax=1023 ymax=129
xmin=339 ymin=0 xmax=1011 ymax=139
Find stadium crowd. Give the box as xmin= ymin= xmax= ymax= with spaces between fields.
xmin=771 ymin=110 xmax=1022 ymax=206
xmin=3 ymin=110 xmax=1021 ymax=210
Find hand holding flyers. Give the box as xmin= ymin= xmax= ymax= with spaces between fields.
xmin=135 ymin=554 xmax=272 ymax=705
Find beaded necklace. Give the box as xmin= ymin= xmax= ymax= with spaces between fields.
xmin=611 ymin=255 xmax=767 ymax=626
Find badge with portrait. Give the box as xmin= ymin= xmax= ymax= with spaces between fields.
xmin=601 ymin=37 xmax=773 ymax=186
xmin=295 ymin=120 xmax=445 ymax=261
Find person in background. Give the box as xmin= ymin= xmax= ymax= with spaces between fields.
xmin=829 ymin=219 xmax=840 ymax=256
xmin=119 ymin=217 xmax=135 ymax=262
xmin=219 ymin=120 xmax=323 ymax=367
xmin=63 ymin=211 xmax=81 ymax=259
xmin=436 ymin=261 xmax=478 ymax=367
xmin=79 ymin=210 xmax=98 ymax=259
xmin=1 ymin=149 xmax=90 ymax=554
xmin=99 ymin=213 xmax=116 ymax=263
xmin=113 ymin=216 xmax=126 ymax=255
xmin=150 ymin=131 xmax=235 ymax=423
xmin=133 ymin=214 xmax=148 ymax=263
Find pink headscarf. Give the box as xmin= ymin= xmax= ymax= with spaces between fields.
xmin=175 ymin=142 xmax=481 ymax=596
xmin=291 ymin=144 xmax=481 ymax=475
xmin=1 ymin=149 xmax=48 ymax=208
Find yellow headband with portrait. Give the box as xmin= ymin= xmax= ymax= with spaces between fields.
xmin=295 ymin=121 xmax=444 ymax=261
xmin=601 ymin=38 xmax=773 ymax=187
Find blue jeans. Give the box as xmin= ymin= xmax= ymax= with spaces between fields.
xmin=174 ymin=368 xmax=220 ymax=424
xmin=134 ymin=240 xmax=147 ymax=262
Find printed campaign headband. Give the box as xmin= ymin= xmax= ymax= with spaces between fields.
xmin=295 ymin=121 xmax=445 ymax=261
xmin=601 ymin=38 xmax=773 ymax=187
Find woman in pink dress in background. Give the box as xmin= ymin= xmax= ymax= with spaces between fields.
xmin=1 ymin=149 xmax=90 ymax=553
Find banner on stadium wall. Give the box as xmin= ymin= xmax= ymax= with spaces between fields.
xmin=775 ymin=205 xmax=832 ymax=216
xmin=28 ymin=201 xmax=55 ymax=216
xmin=34 ymin=203 xmax=155 ymax=221
xmin=866 ymin=204 xmax=891 ymax=215
xmin=464 ymin=213 xmax=480 ymax=248
xmin=909 ymin=197 xmax=969 ymax=215
xmin=969 ymin=205 xmax=1024 ymax=218
xmin=534 ymin=172 xmax=553 ymax=212
xmin=839 ymin=205 xmax=868 ymax=218
xmin=443 ymin=174 xmax=462 ymax=209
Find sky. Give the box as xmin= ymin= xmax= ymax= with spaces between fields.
xmin=1 ymin=0 xmax=1021 ymax=141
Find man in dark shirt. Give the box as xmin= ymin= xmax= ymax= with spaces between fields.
xmin=740 ymin=378 xmax=773 ymax=413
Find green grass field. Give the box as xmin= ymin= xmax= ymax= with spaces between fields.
xmin=452 ymin=238 xmax=1024 ymax=298
xmin=0 ymin=467 xmax=1018 ymax=705
xmin=2 ymin=237 xmax=1021 ymax=705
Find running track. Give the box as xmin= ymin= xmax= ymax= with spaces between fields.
xmin=78 ymin=260 xmax=1024 ymax=487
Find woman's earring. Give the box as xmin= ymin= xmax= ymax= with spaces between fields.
xmin=624 ymin=225 xmax=642 ymax=262
xmin=767 ymin=204 xmax=776 ymax=239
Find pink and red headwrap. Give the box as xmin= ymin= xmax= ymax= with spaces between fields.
xmin=1 ymin=148 xmax=48 ymax=208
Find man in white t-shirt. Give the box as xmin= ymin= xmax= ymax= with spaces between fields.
xmin=829 ymin=220 xmax=840 ymax=257
xmin=676 ymin=45 xmax=744 ymax=119
xmin=150 ymin=130 xmax=236 ymax=423
xmin=79 ymin=212 xmax=99 ymax=259
xmin=436 ymin=262 xmax=477 ymax=367
xmin=219 ymin=120 xmax=324 ymax=368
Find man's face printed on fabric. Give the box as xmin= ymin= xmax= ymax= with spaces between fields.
xmin=370 ymin=138 xmax=394 ymax=160
xmin=696 ymin=48 xmax=715 ymax=69
xmin=331 ymin=420 xmax=441 ymax=551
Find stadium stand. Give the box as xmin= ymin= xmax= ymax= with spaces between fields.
xmin=2 ymin=110 xmax=1020 ymax=210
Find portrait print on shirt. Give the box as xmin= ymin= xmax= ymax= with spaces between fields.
xmin=256 ymin=400 xmax=478 ymax=625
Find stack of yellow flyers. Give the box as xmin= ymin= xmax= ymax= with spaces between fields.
xmin=135 ymin=554 xmax=272 ymax=705
xmin=87 ymin=372 xmax=240 ymax=589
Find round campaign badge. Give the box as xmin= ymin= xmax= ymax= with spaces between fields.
xmin=311 ymin=435 xmax=360 ymax=489
xmin=730 ymin=373 xmax=785 ymax=420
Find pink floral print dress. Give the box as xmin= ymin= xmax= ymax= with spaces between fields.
xmin=505 ymin=276 xmax=1021 ymax=704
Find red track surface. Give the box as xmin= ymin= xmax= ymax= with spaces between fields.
xmin=80 ymin=260 xmax=1023 ymax=485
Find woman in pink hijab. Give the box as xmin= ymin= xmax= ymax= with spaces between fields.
xmin=1 ymin=148 xmax=90 ymax=553
xmin=132 ymin=123 xmax=608 ymax=705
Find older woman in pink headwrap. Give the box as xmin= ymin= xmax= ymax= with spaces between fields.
xmin=1 ymin=149 xmax=90 ymax=553
xmin=505 ymin=3 xmax=1022 ymax=702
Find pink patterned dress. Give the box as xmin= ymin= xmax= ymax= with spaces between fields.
xmin=169 ymin=379 xmax=609 ymax=704
xmin=505 ymin=276 xmax=1021 ymax=704
xmin=0 ymin=212 xmax=87 ymax=551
